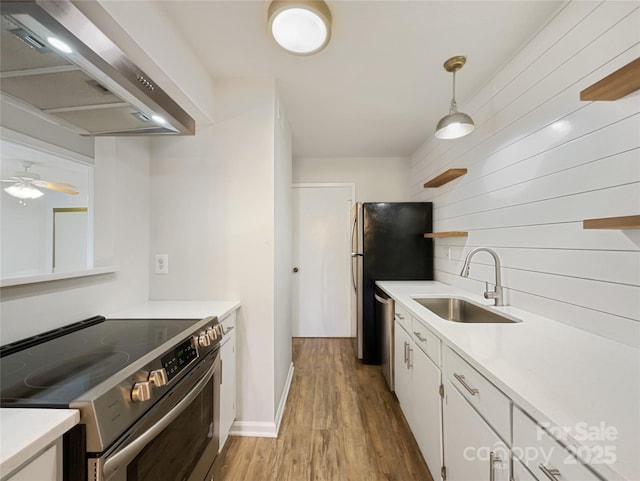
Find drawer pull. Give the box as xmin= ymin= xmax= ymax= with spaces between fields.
xmin=414 ymin=331 xmax=427 ymax=343
xmin=396 ymin=313 xmax=405 ymax=320
xmin=453 ymin=373 xmax=479 ymax=395
xmin=538 ymin=464 xmax=561 ymax=481
xmin=404 ymin=341 xmax=409 ymax=364
xmin=489 ymin=451 xmax=502 ymax=481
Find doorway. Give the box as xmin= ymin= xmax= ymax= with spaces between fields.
xmin=292 ymin=183 xmax=354 ymax=337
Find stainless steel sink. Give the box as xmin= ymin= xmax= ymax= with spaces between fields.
xmin=412 ymin=297 xmax=521 ymax=324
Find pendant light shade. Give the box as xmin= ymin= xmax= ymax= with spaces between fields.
xmin=268 ymin=0 xmax=332 ymax=55
xmin=435 ymin=56 xmax=475 ymax=140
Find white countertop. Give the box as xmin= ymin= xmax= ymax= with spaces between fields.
xmin=106 ymin=300 xmax=240 ymax=320
xmin=0 ymin=409 xmax=79 ymax=477
xmin=376 ymin=281 xmax=639 ymax=481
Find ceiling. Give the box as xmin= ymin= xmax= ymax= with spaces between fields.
xmin=157 ymin=1 xmax=565 ymax=158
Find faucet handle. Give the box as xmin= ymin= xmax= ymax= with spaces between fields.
xmin=484 ymin=282 xmax=495 ymax=300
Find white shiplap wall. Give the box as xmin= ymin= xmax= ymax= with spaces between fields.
xmin=410 ymin=1 xmax=640 ymax=347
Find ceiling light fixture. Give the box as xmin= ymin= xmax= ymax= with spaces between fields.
xmin=268 ymin=0 xmax=332 ymax=55
xmin=4 ymin=184 xmax=44 ymax=200
xmin=435 ymin=56 xmax=475 ymax=140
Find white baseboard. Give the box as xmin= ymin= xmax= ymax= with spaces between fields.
xmin=229 ymin=420 xmax=278 ymax=438
xmin=229 ymin=362 xmax=295 ymax=438
xmin=274 ymin=362 xmax=295 ymax=435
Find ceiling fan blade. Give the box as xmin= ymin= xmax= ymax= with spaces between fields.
xmin=32 ymin=180 xmax=77 ymax=188
xmin=41 ymin=183 xmax=79 ymax=195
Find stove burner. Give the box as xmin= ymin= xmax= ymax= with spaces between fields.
xmin=24 ymin=350 xmax=130 ymax=388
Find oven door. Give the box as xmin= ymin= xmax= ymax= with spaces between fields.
xmin=91 ymin=350 xmax=221 ymax=481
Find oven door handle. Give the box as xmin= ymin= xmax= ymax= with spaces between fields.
xmin=102 ymin=359 xmax=217 ymax=479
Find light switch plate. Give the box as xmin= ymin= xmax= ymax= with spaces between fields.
xmin=155 ymin=254 xmax=169 ymax=274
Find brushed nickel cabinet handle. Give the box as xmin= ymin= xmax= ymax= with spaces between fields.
xmin=396 ymin=313 xmax=405 ymax=320
xmin=408 ymin=346 xmax=413 ymax=369
xmin=538 ymin=464 xmax=561 ymax=481
xmin=453 ymin=373 xmax=479 ymax=395
xmin=414 ymin=331 xmax=427 ymax=343
xmin=404 ymin=341 xmax=409 ymax=364
xmin=489 ymin=451 xmax=502 ymax=481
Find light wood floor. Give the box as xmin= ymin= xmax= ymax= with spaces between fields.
xmin=211 ymin=337 xmax=435 ymax=481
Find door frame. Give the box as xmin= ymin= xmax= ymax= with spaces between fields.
xmin=292 ymin=182 xmax=356 ymax=337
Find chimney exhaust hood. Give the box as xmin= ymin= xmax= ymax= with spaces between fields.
xmin=0 ymin=0 xmax=195 ymax=136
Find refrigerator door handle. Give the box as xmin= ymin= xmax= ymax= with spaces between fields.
xmin=350 ymin=215 xmax=362 ymax=290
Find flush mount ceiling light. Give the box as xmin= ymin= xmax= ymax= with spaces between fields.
xmin=435 ymin=56 xmax=475 ymax=140
xmin=268 ymin=0 xmax=332 ymax=55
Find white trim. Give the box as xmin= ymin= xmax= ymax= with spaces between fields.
xmin=0 ymin=266 xmax=119 ymax=288
xmin=292 ymin=182 xmax=356 ymax=203
xmin=228 ymin=362 xmax=295 ymax=439
xmin=228 ymin=421 xmax=278 ymax=438
xmin=274 ymin=362 xmax=295 ymax=435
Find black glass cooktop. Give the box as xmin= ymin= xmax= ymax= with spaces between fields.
xmin=0 ymin=317 xmax=199 ymax=407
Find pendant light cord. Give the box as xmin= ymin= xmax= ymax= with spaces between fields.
xmin=449 ymin=70 xmax=458 ymax=114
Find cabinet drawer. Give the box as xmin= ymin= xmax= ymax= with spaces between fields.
xmin=513 ymin=407 xmax=601 ymax=481
xmin=444 ymin=347 xmax=510 ymax=442
xmin=394 ymin=303 xmax=411 ymax=333
xmin=220 ymin=311 xmax=236 ymax=343
xmin=411 ymin=317 xmax=441 ymax=366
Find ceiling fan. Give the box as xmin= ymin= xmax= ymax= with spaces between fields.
xmin=1 ymin=161 xmax=79 ymax=200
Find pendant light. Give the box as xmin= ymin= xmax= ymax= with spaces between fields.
xmin=435 ymin=56 xmax=475 ymax=140
xmin=268 ymin=0 xmax=332 ymax=55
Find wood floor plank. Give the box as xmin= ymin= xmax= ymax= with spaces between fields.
xmin=211 ymin=338 xmax=433 ymax=481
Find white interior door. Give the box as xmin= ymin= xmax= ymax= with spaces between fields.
xmin=292 ymin=184 xmax=353 ymax=337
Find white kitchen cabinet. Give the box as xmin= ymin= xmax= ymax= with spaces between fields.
xmin=393 ymin=320 xmax=412 ymax=416
xmin=512 ymin=406 xmax=602 ymax=481
xmin=443 ymin=380 xmax=510 ymax=481
xmin=412 ymin=342 xmax=443 ymax=481
xmin=219 ymin=311 xmax=237 ymax=451
xmin=394 ymin=319 xmax=443 ymax=480
xmin=512 ymin=457 xmax=538 ymax=481
xmin=5 ymin=442 xmax=60 ymax=481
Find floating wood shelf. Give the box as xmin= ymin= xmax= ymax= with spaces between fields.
xmin=583 ymin=215 xmax=640 ymax=230
xmin=424 ymin=231 xmax=469 ymax=238
xmin=580 ymin=58 xmax=640 ymax=101
xmin=423 ymin=168 xmax=467 ymax=188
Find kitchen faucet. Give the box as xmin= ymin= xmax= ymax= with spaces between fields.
xmin=460 ymin=247 xmax=505 ymax=306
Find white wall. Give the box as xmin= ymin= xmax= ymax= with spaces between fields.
xmin=273 ymin=95 xmax=293 ymax=423
xmin=410 ymin=1 xmax=640 ymax=346
xmin=150 ymin=78 xmax=292 ymax=434
xmin=293 ymin=156 xmax=410 ymax=202
xmin=0 ymin=137 xmax=151 ymax=343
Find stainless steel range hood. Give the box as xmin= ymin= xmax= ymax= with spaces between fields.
xmin=0 ymin=0 xmax=195 ymax=136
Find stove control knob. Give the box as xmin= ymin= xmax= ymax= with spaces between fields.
xmin=149 ymin=368 xmax=168 ymax=387
xmin=198 ymin=334 xmax=211 ymax=347
xmin=131 ymin=381 xmax=151 ymax=402
xmin=206 ymin=327 xmax=217 ymax=342
xmin=215 ymin=324 xmax=224 ymax=337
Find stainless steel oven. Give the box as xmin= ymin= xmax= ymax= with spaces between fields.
xmin=93 ymin=349 xmax=220 ymax=481
xmin=0 ymin=315 xmax=224 ymax=481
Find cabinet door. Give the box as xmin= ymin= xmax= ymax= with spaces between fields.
xmin=393 ymin=322 xmax=412 ymax=419
xmin=412 ymin=347 xmax=442 ymax=480
xmin=219 ymin=332 xmax=236 ymax=451
xmin=443 ymin=380 xmax=510 ymax=481
xmin=7 ymin=443 xmax=59 ymax=481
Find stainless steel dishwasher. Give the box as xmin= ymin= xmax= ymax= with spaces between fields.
xmin=375 ymin=289 xmax=395 ymax=391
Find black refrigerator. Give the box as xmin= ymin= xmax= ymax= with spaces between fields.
xmin=351 ymin=202 xmax=433 ymax=365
